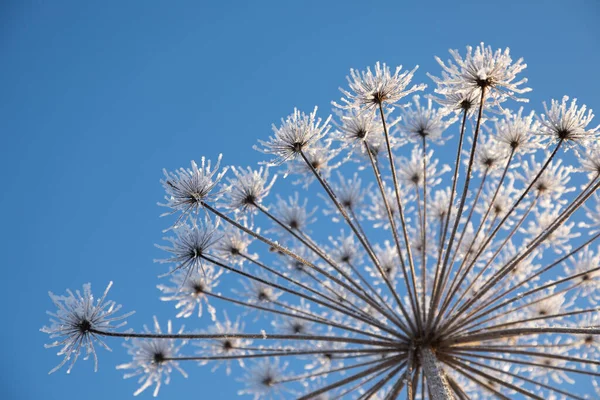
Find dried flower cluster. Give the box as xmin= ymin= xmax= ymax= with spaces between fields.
xmin=43 ymin=43 xmax=600 ymax=399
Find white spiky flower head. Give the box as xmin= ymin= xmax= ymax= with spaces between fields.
xmin=577 ymin=142 xmax=600 ymax=180
xmin=397 ymin=146 xmax=451 ymax=188
xmin=430 ymin=42 xmax=531 ymax=105
xmin=563 ymin=245 xmax=600 ymax=303
xmin=328 ymin=230 xmax=363 ymax=266
xmin=537 ymin=96 xmax=599 ymax=144
xmin=41 ymin=282 xmax=133 ymax=374
xmin=431 ymin=88 xmax=482 ymax=117
xmin=155 ymin=216 xmax=222 ymax=278
xmin=237 ymin=358 xmax=291 ymax=400
xmin=157 ymin=266 xmax=222 ymax=319
xmin=159 ymin=155 xmax=228 ymax=224
xmin=334 ymin=61 xmax=426 ymax=110
xmin=270 ymin=193 xmax=317 ymax=233
xmin=517 ymin=156 xmax=575 ymax=208
xmin=396 ymin=95 xmax=457 ymax=143
xmin=117 ymin=317 xmax=187 ymax=397
xmin=429 ymin=187 xmax=453 ymax=222
xmin=579 ymin=193 xmax=600 ymax=235
xmin=255 ymin=107 xmax=331 ymax=165
xmin=195 ymin=312 xmax=252 ymax=375
xmin=223 ymin=165 xmax=277 ymax=213
xmin=492 ymin=107 xmax=543 ymax=154
xmin=214 ymin=222 xmax=256 ymax=266
xmin=272 ymin=299 xmax=316 ymax=336
xmin=367 ymin=241 xmax=400 ymax=283
xmin=470 ymin=134 xmax=509 ymax=176
xmin=521 ymin=209 xmax=580 ymax=255
xmin=322 ymin=172 xmax=370 ymax=222
xmin=287 ymin=142 xmax=342 ymax=188
xmin=333 ymin=109 xmax=383 ymax=149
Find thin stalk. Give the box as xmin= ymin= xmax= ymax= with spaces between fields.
xmin=453 ymin=266 xmax=599 ymax=335
xmin=165 ymin=347 xmax=396 ymax=361
xmin=90 ymin=328 xmax=401 ymax=346
xmin=446 ymin=375 xmax=470 ymax=400
xmin=450 ymin=354 xmax=587 ymax=400
xmin=335 ymin=362 xmax=400 ymax=400
xmin=365 ymin=141 xmax=421 ymax=334
xmin=357 ymin=364 xmax=406 ymax=400
xmin=428 ymin=109 xmax=468 ymax=331
xmin=410 ymin=366 xmax=421 ymax=400
xmin=384 ymin=370 xmax=409 ymax=400
xmin=300 ymin=149 xmax=414 ymax=332
xmin=451 ymin=173 xmax=598 ymax=321
xmin=421 ymin=135 xmax=429 ymax=320
xmin=378 ymin=103 xmax=424 ymax=332
xmin=256 ymin=202 xmax=407 ymax=330
xmin=446 ymin=358 xmax=510 ymax=400
xmin=447 ymin=139 xmax=565 ymax=316
xmin=203 ymin=253 xmax=406 ymax=339
xmin=450 ymin=345 xmax=600 ymax=368
xmin=275 ymin=355 xmax=392 ymax=384
xmin=203 ymin=201 xmax=407 ymax=335
xmin=461 ymin=230 xmax=600 ymax=326
xmin=297 ymin=355 xmax=405 ymax=400
xmin=406 ymin=347 xmax=415 ymax=400
xmin=448 ymin=350 xmax=600 ymax=378
xmin=455 ymin=147 xmax=516 ymax=268
xmin=438 ymin=195 xmax=538 ymax=331
xmin=239 ymin=252 xmax=386 ymax=332
xmin=445 ymin=356 xmax=543 ymax=400
xmin=431 ymin=87 xmax=487 ymax=332
xmin=204 ymin=291 xmax=394 ymax=341
xmin=444 ymin=326 xmax=600 ymax=346
xmin=435 ymin=167 xmax=490 ymax=317
xmin=451 ymin=274 xmax=584 ymax=332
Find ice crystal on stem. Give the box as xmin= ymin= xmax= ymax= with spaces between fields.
xmin=44 ymin=44 xmax=600 ymax=399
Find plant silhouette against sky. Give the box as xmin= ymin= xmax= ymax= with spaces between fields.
xmin=43 ymin=43 xmax=600 ymax=399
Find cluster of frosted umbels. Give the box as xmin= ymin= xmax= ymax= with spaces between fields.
xmin=42 ymin=43 xmax=600 ymax=399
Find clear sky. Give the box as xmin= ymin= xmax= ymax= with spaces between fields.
xmin=1 ymin=0 xmax=599 ymax=399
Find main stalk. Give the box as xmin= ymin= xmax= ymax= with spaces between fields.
xmin=420 ymin=347 xmax=455 ymax=400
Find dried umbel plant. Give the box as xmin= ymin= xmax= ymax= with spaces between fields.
xmin=43 ymin=43 xmax=600 ymax=399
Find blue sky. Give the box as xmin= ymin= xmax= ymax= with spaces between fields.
xmin=1 ymin=0 xmax=599 ymax=399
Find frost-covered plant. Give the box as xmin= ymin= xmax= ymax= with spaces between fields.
xmin=43 ymin=43 xmax=600 ymax=399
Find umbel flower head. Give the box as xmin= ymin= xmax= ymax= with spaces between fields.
xmin=223 ymin=166 xmax=277 ymax=213
xmin=429 ymin=42 xmax=531 ymax=105
xmin=537 ymin=95 xmax=600 ymax=144
xmin=157 ymin=266 xmax=222 ymax=319
xmin=254 ymin=107 xmax=331 ymax=165
xmin=155 ymin=216 xmax=222 ymax=277
xmin=159 ymin=155 xmax=228 ymax=225
xmin=117 ymin=317 xmax=188 ymax=397
xmin=395 ymin=95 xmax=457 ymax=143
xmin=41 ymin=282 xmax=133 ymax=374
xmin=45 ymin=43 xmax=600 ymax=399
xmin=334 ymin=61 xmax=426 ymax=110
